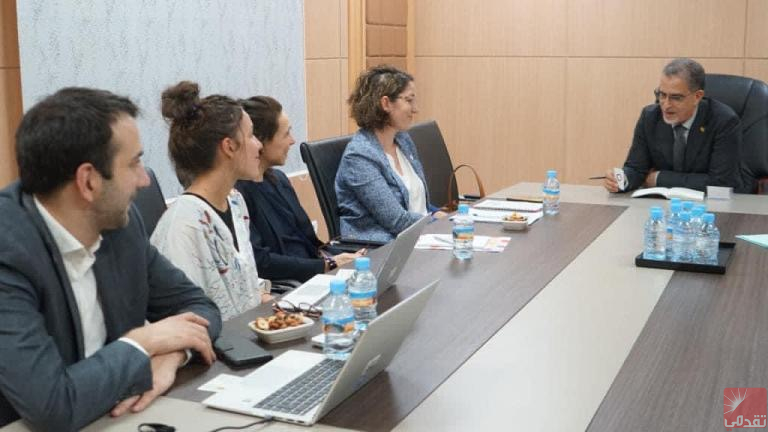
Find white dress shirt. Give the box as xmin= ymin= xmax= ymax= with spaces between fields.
xmin=387 ymin=146 xmax=428 ymax=215
xmin=34 ymin=198 xmax=147 ymax=358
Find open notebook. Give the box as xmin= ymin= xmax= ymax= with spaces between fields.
xmin=631 ymin=187 xmax=704 ymax=201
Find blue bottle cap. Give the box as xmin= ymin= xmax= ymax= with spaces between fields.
xmin=669 ymin=197 xmax=682 ymax=205
xmin=694 ymin=203 xmax=707 ymax=212
xmin=682 ymin=201 xmax=694 ymax=211
xmin=670 ymin=202 xmax=682 ymax=212
xmin=650 ymin=208 xmax=664 ymax=219
xmin=330 ymin=279 xmax=346 ymax=294
xmin=458 ymin=203 xmax=470 ymax=214
xmin=546 ymin=170 xmax=557 ymax=178
xmin=703 ymin=213 xmax=715 ymax=223
xmin=679 ymin=211 xmax=691 ymax=221
xmin=355 ymin=256 xmax=371 ymax=270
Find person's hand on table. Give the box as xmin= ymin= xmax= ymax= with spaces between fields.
xmin=110 ymin=350 xmax=186 ymax=416
xmin=432 ymin=211 xmax=448 ymax=219
xmin=124 ymin=312 xmax=215 ymax=365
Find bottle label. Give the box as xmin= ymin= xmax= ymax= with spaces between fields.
xmin=543 ymin=188 xmax=560 ymax=196
xmin=349 ymin=290 xmax=377 ymax=307
xmin=453 ymin=226 xmax=474 ymax=240
xmin=323 ymin=315 xmax=355 ymax=333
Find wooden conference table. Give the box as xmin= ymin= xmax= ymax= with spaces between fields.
xmin=4 ymin=184 xmax=767 ymax=432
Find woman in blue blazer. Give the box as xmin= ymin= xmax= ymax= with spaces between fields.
xmin=236 ymin=96 xmax=364 ymax=282
xmin=335 ymin=65 xmax=446 ymax=243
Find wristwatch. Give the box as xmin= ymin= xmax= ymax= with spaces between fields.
xmin=323 ymin=255 xmax=338 ymax=271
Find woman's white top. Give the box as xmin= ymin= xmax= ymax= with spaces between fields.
xmin=386 ymin=145 xmax=428 ymax=215
xmin=151 ymin=190 xmax=265 ymax=320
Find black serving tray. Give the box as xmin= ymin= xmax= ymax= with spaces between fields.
xmin=635 ymin=242 xmax=735 ymax=274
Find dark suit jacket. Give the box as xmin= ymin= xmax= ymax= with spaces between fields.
xmin=0 ymin=182 xmax=222 ymax=431
xmin=622 ymin=97 xmax=745 ymax=192
xmin=236 ymin=171 xmax=326 ymax=283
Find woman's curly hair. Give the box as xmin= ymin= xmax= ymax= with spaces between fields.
xmin=348 ymin=65 xmax=413 ymax=130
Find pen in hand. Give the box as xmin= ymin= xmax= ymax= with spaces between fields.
xmin=589 ymin=176 xmax=607 ymax=180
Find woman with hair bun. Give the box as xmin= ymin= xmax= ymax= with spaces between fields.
xmin=150 ymin=81 xmax=270 ymax=320
xmin=335 ymin=65 xmax=446 ymax=243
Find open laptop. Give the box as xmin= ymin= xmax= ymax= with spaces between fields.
xmin=282 ymin=215 xmax=431 ymax=306
xmin=203 ymin=279 xmax=439 ymax=425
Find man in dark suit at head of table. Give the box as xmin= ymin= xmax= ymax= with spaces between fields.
xmin=604 ymin=58 xmax=751 ymax=193
xmin=0 ymin=87 xmax=222 ymax=431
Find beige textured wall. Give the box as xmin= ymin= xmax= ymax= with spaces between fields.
xmin=413 ymin=0 xmax=768 ymax=193
xmin=1 ymin=0 xmax=21 ymax=188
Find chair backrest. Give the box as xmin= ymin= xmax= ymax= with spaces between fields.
xmin=704 ymin=73 xmax=768 ymax=191
xmin=300 ymin=135 xmax=353 ymax=240
xmin=132 ymin=167 xmax=167 ymax=236
xmin=408 ymin=120 xmax=456 ymax=208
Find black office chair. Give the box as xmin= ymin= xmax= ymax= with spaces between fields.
xmin=408 ymin=120 xmax=457 ymax=208
xmin=133 ymin=167 xmax=167 ymax=236
xmin=300 ymin=136 xmax=385 ymax=251
xmin=704 ymin=74 xmax=768 ymax=194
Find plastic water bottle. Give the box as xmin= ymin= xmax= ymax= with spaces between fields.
xmin=543 ymin=170 xmax=560 ymax=215
xmin=689 ymin=204 xmax=706 ymax=234
xmin=666 ymin=201 xmax=683 ymax=259
xmin=643 ymin=206 xmax=667 ymax=260
xmin=322 ymin=279 xmax=355 ymax=360
xmin=672 ymin=211 xmax=694 ymax=262
xmin=453 ymin=204 xmax=474 ymax=260
xmin=696 ymin=213 xmax=720 ymax=265
xmin=348 ymin=257 xmax=377 ymax=330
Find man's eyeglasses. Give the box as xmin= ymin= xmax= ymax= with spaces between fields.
xmin=654 ymin=88 xmax=693 ymax=104
xmin=272 ymin=300 xmax=322 ymax=318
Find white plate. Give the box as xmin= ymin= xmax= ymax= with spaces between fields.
xmin=248 ymin=316 xmax=314 ymax=344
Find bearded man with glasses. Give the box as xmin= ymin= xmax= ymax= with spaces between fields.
xmin=603 ymin=58 xmax=749 ymax=193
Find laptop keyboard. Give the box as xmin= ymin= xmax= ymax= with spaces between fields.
xmin=254 ymin=358 xmax=345 ymax=415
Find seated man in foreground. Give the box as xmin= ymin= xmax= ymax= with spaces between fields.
xmin=604 ymin=58 xmax=746 ymax=193
xmin=0 ymin=87 xmax=222 ymax=431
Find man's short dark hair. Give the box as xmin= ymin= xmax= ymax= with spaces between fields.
xmin=15 ymin=87 xmax=139 ymax=195
xmin=663 ymin=58 xmax=706 ymax=92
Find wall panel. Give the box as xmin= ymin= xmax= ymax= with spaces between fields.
xmin=1 ymin=0 xmax=20 ymax=187
xmin=306 ymin=59 xmax=343 ymax=140
xmin=415 ymin=57 xmax=566 ymax=192
xmin=0 ymin=0 xmax=19 ymax=68
xmin=367 ymin=0 xmax=407 ymax=25
xmin=568 ymin=0 xmax=746 ymax=57
xmin=366 ymin=25 xmax=406 ymax=57
xmin=305 ymin=0 xmax=341 ymax=59
xmin=0 ymin=69 xmax=21 ymax=187
xmin=746 ymin=0 xmax=768 ymax=57
xmin=745 ymin=60 xmax=768 ymax=85
xmin=415 ymin=0 xmax=567 ymax=56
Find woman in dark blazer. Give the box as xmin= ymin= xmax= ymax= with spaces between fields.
xmin=236 ymin=96 xmax=363 ymax=283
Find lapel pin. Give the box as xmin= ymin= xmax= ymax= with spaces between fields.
xmin=700 ymin=126 xmax=705 ymax=133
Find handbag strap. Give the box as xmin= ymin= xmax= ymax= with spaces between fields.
xmin=443 ymin=164 xmax=487 ymax=212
